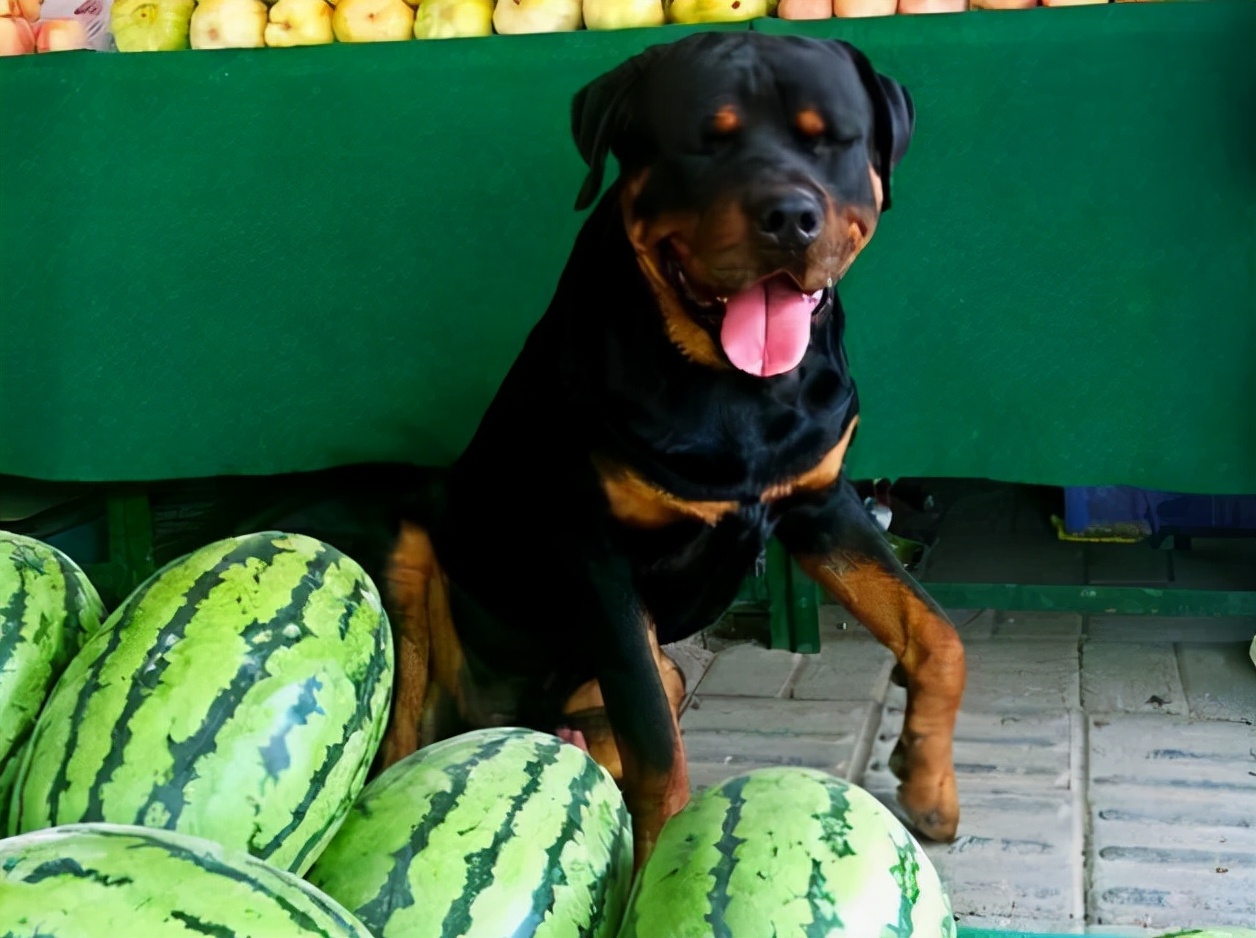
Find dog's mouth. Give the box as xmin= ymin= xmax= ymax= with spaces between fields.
xmin=659 ymin=240 xmax=829 ymax=378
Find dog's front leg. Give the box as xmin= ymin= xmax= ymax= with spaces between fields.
xmin=777 ymin=476 xmax=964 ymax=842
xmin=583 ymin=555 xmax=690 ymax=868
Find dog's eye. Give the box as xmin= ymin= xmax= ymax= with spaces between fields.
xmin=711 ymin=106 xmax=742 ymax=135
xmin=795 ymin=109 xmax=826 ymax=138
xmin=698 ymin=105 xmax=742 ymax=152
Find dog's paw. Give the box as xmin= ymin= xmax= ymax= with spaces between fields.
xmin=889 ymin=736 xmax=959 ymax=842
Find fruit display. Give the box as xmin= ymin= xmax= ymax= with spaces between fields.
xmin=307 ymin=726 xmax=635 ymax=938
xmin=8 ymin=531 xmax=394 ymax=876
xmin=619 ymin=766 xmax=957 ymax=937
xmin=89 ymin=0 xmax=1124 ymax=52
xmin=0 ymin=0 xmax=89 ymax=54
xmin=0 ymin=823 xmax=374 ymax=937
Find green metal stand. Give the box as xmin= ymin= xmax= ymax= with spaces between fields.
xmin=83 ymin=491 xmax=156 ymax=607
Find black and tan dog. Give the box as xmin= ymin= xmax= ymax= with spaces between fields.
xmin=366 ymin=32 xmax=964 ymax=868
xmin=367 ymin=31 xmax=965 ymax=867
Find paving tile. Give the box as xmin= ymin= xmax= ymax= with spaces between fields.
xmin=1081 ymin=641 xmax=1188 ymax=715
xmin=993 ymin=611 xmax=1084 ymax=640
xmin=1089 ymin=723 xmax=1255 ymax=929
xmin=682 ymin=696 xmax=874 ymax=791
xmin=915 ymin=791 xmax=1083 ymax=925
xmin=1087 ymin=615 xmax=1256 ymax=645
xmin=868 ymin=704 xmax=1075 ymax=796
xmin=960 ymin=639 xmax=1081 ymax=712
xmin=864 ymin=701 xmax=1084 ymax=924
xmin=1088 ymin=714 xmax=1256 ymax=793
xmin=790 ymin=637 xmax=895 ymax=702
xmin=1176 ymin=642 xmax=1256 ymax=722
xmin=1089 ymin=863 xmax=1256 ymax=929
xmin=694 ymin=644 xmax=800 ymax=698
xmin=682 ymin=696 xmax=872 ymax=737
xmin=1084 ymin=543 xmax=1172 ymax=586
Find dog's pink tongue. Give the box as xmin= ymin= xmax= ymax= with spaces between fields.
xmin=719 ymin=279 xmax=823 ymax=377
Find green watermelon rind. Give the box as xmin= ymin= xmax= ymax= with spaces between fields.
xmin=0 ymin=531 xmax=106 ymax=831
xmin=9 ymin=531 xmax=394 ymax=876
xmin=618 ymin=765 xmax=956 ymax=938
xmin=308 ymin=725 xmax=635 ymax=938
xmin=0 ymin=821 xmax=373 ymax=937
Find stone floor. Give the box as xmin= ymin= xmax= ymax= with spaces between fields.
xmin=672 ymin=604 xmax=1256 ymax=934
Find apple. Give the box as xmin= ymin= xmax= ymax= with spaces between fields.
xmin=265 ymin=0 xmax=333 ymax=45
xmin=0 ymin=14 xmax=35 ymax=54
xmin=897 ymin=0 xmax=966 ymax=11
xmin=16 ymin=0 xmax=39 ymax=20
xmin=110 ymin=0 xmax=195 ymax=51
xmin=970 ymin=0 xmax=1035 ymax=8
xmin=412 ymin=0 xmax=493 ymax=37
xmin=776 ymin=0 xmax=829 ymax=17
xmin=583 ymin=0 xmax=664 ymax=29
xmin=833 ymin=0 xmax=895 ymax=14
xmin=662 ymin=0 xmax=765 ymax=24
xmin=331 ymin=0 xmax=413 ymax=41
xmin=493 ymin=0 xmax=581 ymax=32
xmin=189 ymin=0 xmax=267 ymax=47
xmin=34 ymin=16 xmax=89 ymax=49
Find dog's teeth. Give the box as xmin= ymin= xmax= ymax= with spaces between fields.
xmin=826 ymin=278 xmax=834 ymax=289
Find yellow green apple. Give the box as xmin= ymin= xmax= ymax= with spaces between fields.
xmin=189 ymin=0 xmax=267 ymax=47
xmin=109 ymin=0 xmax=194 ymax=49
xmin=492 ymin=0 xmax=580 ymax=33
xmin=265 ymin=0 xmax=333 ymax=45
xmin=664 ymin=0 xmax=765 ymax=22
xmin=583 ymin=0 xmax=663 ymax=29
xmin=332 ymin=0 xmax=413 ymax=41
xmin=412 ymin=0 xmax=492 ymax=37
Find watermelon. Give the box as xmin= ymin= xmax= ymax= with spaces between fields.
xmin=0 ymin=531 xmax=105 ymax=831
xmin=0 ymin=822 xmax=373 ymax=937
xmin=9 ymin=531 xmax=393 ymax=875
xmin=618 ymin=766 xmax=956 ymax=938
xmin=307 ymin=726 xmax=634 ymax=938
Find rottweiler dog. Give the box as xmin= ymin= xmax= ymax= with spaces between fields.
xmin=369 ymin=30 xmax=965 ymax=867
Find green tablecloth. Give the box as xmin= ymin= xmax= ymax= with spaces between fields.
xmin=1 ymin=4 xmax=1253 ymax=494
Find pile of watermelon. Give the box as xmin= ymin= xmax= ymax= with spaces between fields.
xmin=0 ymin=528 xmax=959 ymax=937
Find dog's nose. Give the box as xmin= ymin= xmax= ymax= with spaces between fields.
xmin=756 ymin=190 xmax=824 ymax=251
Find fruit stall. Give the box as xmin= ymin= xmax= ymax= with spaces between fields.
xmin=1 ymin=0 xmax=1254 ymax=935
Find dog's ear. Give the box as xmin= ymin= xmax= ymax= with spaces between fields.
xmin=832 ymin=41 xmax=915 ymax=211
xmin=571 ymin=50 xmax=662 ymax=212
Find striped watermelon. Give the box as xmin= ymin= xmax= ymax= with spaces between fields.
xmin=618 ymin=766 xmax=956 ymax=938
xmin=0 ymin=822 xmax=373 ymax=937
xmin=0 ymin=531 xmax=105 ymax=831
xmin=10 ymin=531 xmax=393 ymax=875
xmin=307 ymin=726 xmax=634 ymax=938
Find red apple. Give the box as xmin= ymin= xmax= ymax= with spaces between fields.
xmin=833 ymin=0 xmax=895 ymax=15
xmin=34 ymin=16 xmax=88 ymax=50
xmin=0 ymin=14 xmax=36 ymax=54
xmin=898 ymin=0 xmax=966 ymax=11
xmin=778 ymin=0 xmax=831 ymax=18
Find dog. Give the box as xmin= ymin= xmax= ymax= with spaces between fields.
xmin=341 ymin=31 xmax=965 ymax=868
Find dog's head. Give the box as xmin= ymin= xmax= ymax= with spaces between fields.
xmin=572 ymin=32 xmax=914 ymax=377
